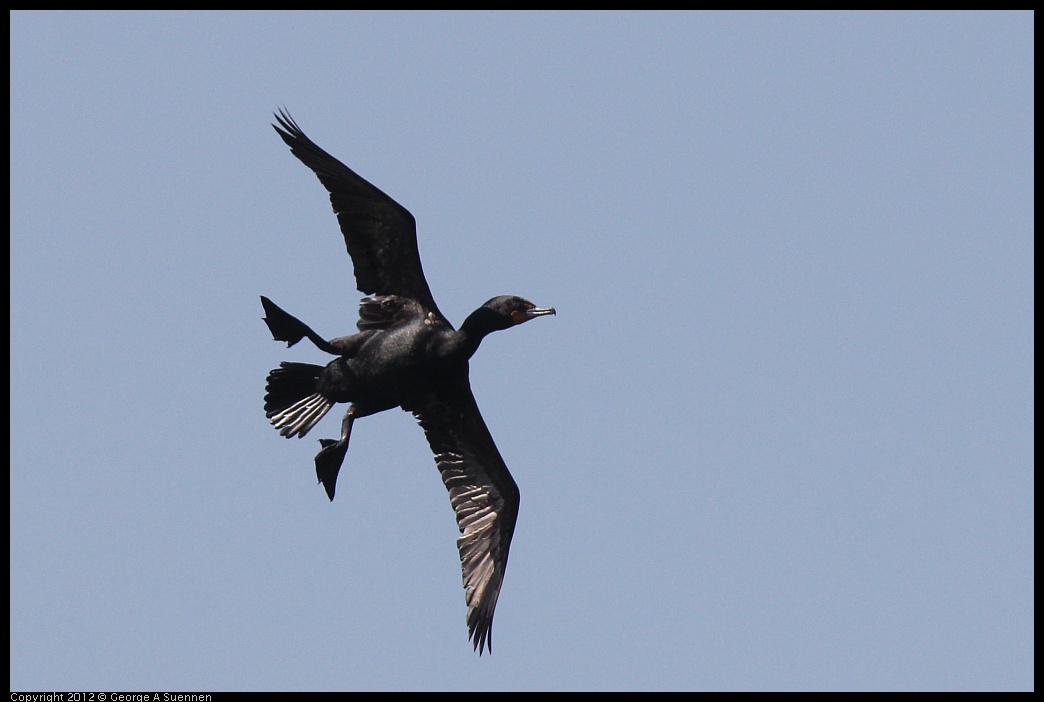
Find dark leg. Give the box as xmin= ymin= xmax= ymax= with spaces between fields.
xmin=261 ymin=296 xmax=340 ymax=355
xmin=315 ymin=406 xmax=356 ymax=501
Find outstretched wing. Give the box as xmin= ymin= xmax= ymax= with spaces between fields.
xmin=272 ymin=109 xmax=445 ymax=322
xmin=409 ymin=383 xmax=521 ymax=655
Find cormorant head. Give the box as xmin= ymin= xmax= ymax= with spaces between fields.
xmin=483 ymin=295 xmax=556 ymax=329
xmin=463 ymin=295 xmax=556 ymax=337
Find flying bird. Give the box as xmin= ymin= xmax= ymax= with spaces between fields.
xmin=261 ymin=110 xmax=555 ymax=654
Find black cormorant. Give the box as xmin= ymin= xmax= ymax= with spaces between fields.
xmin=261 ymin=110 xmax=555 ymax=655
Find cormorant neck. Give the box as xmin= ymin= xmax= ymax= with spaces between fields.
xmin=456 ymin=306 xmax=512 ymax=359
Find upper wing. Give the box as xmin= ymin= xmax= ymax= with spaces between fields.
xmin=409 ymin=383 xmax=521 ymax=655
xmin=272 ymin=110 xmax=445 ymax=322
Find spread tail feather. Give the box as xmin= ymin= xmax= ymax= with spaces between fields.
xmin=265 ymin=362 xmax=332 ymax=438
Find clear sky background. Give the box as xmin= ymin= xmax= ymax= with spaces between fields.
xmin=10 ymin=11 xmax=1033 ymax=692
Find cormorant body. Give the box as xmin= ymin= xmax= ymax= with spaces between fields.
xmin=261 ymin=111 xmax=554 ymax=654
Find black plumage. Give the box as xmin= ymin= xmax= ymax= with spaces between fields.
xmin=261 ymin=110 xmax=554 ymax=654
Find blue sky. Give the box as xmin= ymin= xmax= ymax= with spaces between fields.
xmin=10 ymin=11 xmax=1033 ymax=691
